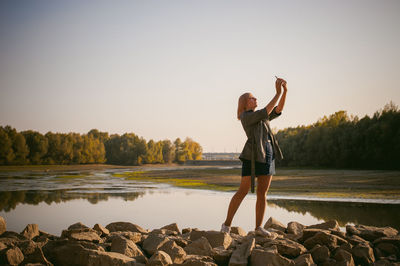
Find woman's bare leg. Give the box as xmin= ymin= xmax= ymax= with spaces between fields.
xmin=255 ymin=175 xmax=272 ymax=228
xmin=224 ymin=176 xmax=251 ymax=226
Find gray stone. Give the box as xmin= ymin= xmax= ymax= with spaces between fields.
xmin=142 ymin=234 xmax=169 ymax=256
xmin=93 ymin=223 xmax=110 ymax=236
xmin=159 ymin=240 xmax=186 ymax=264
xmin=287 ymin=221 xmax=305 ymax=236
xmin=311 ymin=244 xmax=330 ymax=264
xmin=184 ymin=237 xmax=213 ymax=256
xmin=294 ymin=253 xmax=316 ymax=266
xmin=263 ymin=237 xmax=307 ymax=258
xmin=0 ymin=217 xmax=5 ymax=236
xmin=168 ymin=235 xmax=189 ymax=248
xmin=161 ymin=223 xmax=180 ymax=234
xmin=61 ymin=228 xmax=102 ymax=243
xmin=264 ymin=217 xmax=287 ymax=232
xmin=107 ymin=231 xmax=142 ymax=244
xmin=106 ymin=222 xmax=148 ymax=234
xmin=151 ymin=228 xmax=178 ymax=236
xmin=21 ymin=224 xmax=40 ymax=240
xmin=250 ymin=248 xmax=295 ymax=266
xmin=190 ymin=230 xmax=232 ymax=249
xmin=308 ymin=220 xmax=340 ymax=231
xmin=354 ymin=225 xmax=398 ymax=242
xmin=147 ymin=250 xmax=173 ymax=266
xmin=228 ymin=237 xmax=254 ymax=266
xmin=304 ymin=231 xmax=345 ymax=251
xmin=111 ymin=235 xmax=146 ymax=263
xmin=352 ymin=242 xmax=375 ymax=265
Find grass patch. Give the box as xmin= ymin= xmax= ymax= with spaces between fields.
xmin=55 ymin=174 xmax=87 ymax=179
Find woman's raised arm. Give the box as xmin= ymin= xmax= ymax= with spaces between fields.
xmin=265 ymin=78 xmax=283 ymax=114
xmin=275 ymin=80 xmax=287 ymax=114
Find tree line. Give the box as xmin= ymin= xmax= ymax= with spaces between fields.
xmin=0 ymin=127 xmax=202 ymax=165
xmin=275 ymin=102 xmax=400 ymax=170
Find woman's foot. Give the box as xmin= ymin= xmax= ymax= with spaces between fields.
xmin=255 ymin=226 xmax=276 ymax=239
xmin=220 ymin=223 xmax=231 ymax=233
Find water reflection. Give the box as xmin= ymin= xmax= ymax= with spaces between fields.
xmin=269 ymin=199 xmax=400 ymax=229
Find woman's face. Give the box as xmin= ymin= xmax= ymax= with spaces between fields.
xmin=246 ymin=94 xmax=257 ymax=110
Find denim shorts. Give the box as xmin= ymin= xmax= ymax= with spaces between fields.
xmin=241 ymin=140 xmax=275 ymax=176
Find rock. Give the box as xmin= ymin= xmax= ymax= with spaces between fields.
xmin=345 ymin=225 xmax=360 ymax=236
xmin=43 ymin=239 xmax=136 ymax=265
xmin=320 ymin=258 xmax=337 ymax=266
xmin=190 ymin=230 xmax=232 ymax=249
xmin=308 ymin=220 xmax=340 ymax=231
xmin=346 ymin=234 xmax=370 ymax=246
xmin=21 ymin=224 xmax=40 ymax=240
xmin=93 ymin=223 xmax=110 ymax=236
xmin=337 ymin=242 xmax=353 ymax=254
xmin=161 ymin=223 xmax=180 ymax=234
xmin=0 ymin=217 xmax=6 ymax=235
xmin=182 ymin=255 xmax=217 ymax=266
xmin=142 ymin=234 xmax=169 ymax=256
xmin=354 ymin=225 xmax=398 ymax=242
xmin=147 ymin=250 xmax=173 ymax=266
xmin=21 ymin=245 xmax=52 ymax=265
xmin=334 ymin=249 xmax=355 ymax=266
xmin=184 ymin=237 xmax=213 ymax=256
xmin=264 ymin=217 xmax=287 ymax=232
xmin=300 ymin=229 xmax=331 ymax=243
xmin=151 ymin=229 xmax=178 ymax=236
xmin=106 ymin=222 xmax=148 ymax=234
xmin=0 ymin=242 xmax=7 ymax=251
xmin=263 ymin=237 xmax=307 ymax=258
xmin=107 ymin=231 xmax=142 ymax=244
xmin=229 ymin=237 xmax=255 ymax=266
xmin=373 ymin=259 xmax=399 ymax=266
xmin=250 ymin=248 xmax=294 ymax=266
xmin=182 ymin=228 xmax=192 ymax=234
xmin=111 ymin=235 xmax=146 ymax=263
xmin=1 ymin=246 xmax=24 ymax=265
xmin=67 ymin=222 xmax=89 ymax=230
xmin=374 ymin=235 xmax=400 ymax=249
xmin=294 ymin=253 xmax=316 ymax=266
xmin=230 ymin=227 xmax=247 ymax=237
xmin=61 ymin=228 xmax=102 ymax=243
xmin=330 ymin=230 xmax=346 ymax=239
xmin=304 ymin=231 xmax=347 ymax=251
xmin=287 ymin=221 xmax=305 ymax=236
xmin=310 ymin=245 xmax=330 ymax=264
xmin=159 ymin=240 xmax=186 ymax=264
xmin=212 ymin=246 xmax=232 ymax=266
xmin=352 ymin=242 xmax=375 ymax=265
xmin=168 ymin=235 xmax=189 ymax=248
xmin=375 ymin=242 xmax=399 ymax=257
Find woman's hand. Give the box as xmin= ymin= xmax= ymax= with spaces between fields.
xmin=275 ymin=77 xmax=286 ymax=95
xmin=282 ymin=79 xmax=288 ymax=92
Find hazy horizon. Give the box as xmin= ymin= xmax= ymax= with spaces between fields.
xmin=1 ymin=0 xmax=399 ymax=152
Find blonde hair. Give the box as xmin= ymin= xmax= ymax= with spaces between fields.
xmin=237 ymin=93 xmax=251 ymax=120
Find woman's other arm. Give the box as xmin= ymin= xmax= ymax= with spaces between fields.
xmin=275 ymin=79 xmax=287 ymax=114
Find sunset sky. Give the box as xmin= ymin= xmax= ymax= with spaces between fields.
xmin=1 ymin=0 xmax=399 ymax=152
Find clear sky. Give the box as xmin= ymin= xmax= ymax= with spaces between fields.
xmin=1 ymin=0 xmax=399 ymax=152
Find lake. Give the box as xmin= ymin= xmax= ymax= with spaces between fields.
xmin=0 ymin=168 xmax=399 ymax=236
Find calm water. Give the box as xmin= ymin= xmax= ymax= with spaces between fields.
xmin=0 ymin=169 xmax=399 ymax=236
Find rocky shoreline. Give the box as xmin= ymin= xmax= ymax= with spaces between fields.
xmin=0 ymin=216 xmax=399 ymax=266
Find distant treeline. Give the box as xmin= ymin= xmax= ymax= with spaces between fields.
xmin=276 ymin=102 xmax=400 ymax=170
xmin=0 ymin=127 xmax=202 ymax=165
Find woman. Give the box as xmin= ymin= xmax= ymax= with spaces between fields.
xmin=221 ymin=77 xmax=287 ymax=237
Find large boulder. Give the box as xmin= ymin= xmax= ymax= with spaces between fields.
xmin=111 ymin=235 xmax=146 ymax=263
xmin=184 ymin=237 xmax=213 ymax=256
xmin=21 ymin=224 xmax=40 ymax=240
xmin=68 ymin=222 xmax=89 ymax=230
xmin=334 ymin=249 xmax=355 ymax=266
xmin=310 ymin=244 xmax=330 ymax=264
xmin=308 ymin=220 xmax=340 ymax=231
xmin=142 ymin=234 xmax=169 ymax=256
xmin=61 ymin=228 xmax=102 ymax=243
xmin=352 ymin=225 xmax=398 ymax=242
xmin=190 ymin=230 xmax=232 ymax=249
xmin=147 ymin=250 xmax=173 ymax=266
xmin=264 ymin=217 xmax=286 ymax=232
xmin=263 ymin=237 xmax=307 ymax=258
xmin=159 ymin=240 xmax=186 ymax=264
xmin=287 ymin=221 xmax=305 ymax=236
xmin=0 ymin=246 xmax=24 ymax=265
xmin=107 ymin=231 xmax=142 ymax=244
xmin=228 ymin=237 xmax=255 ymax=266
xmin=93 ymin=223 xmax=110 ymax=237
xmin=212 ymin=247 xmax=232 ymax=266
xmin=299 ymin=229 xmax=331 ymax=243
xmin=250 ymin=247 xmax=294 ymax=266
xmin=303 ymin=231 xmax=347 ymax=251
xmin=352 ymin=242 xmax=375 ymax=265
xmin=230 ymin=227 xmax=247 ymax=237
xmin=106 ymin=222 xmax=148 ymax=234
xmin=0 ymin=217 xmax=6 ymax=235
xmin=16 ymin=240 xmax=52 ymax=265
xmin=293 ymin=253 xmax=315 ymax=266
xmin=161 ymin=223 xmax=180 ymax=234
